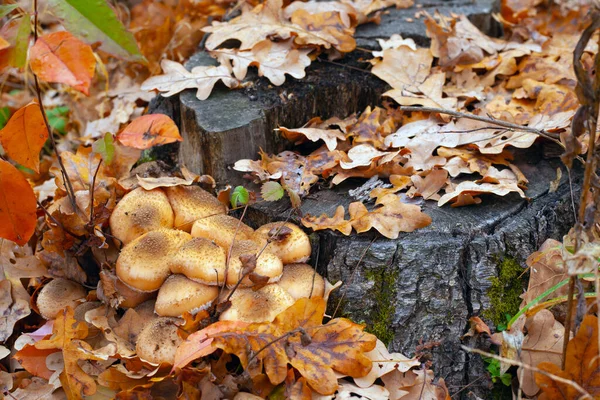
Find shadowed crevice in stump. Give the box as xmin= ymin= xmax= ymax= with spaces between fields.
xmin=146 ymin=0 xmax=582 ymax=396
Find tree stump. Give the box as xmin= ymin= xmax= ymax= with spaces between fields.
xmin=148 ymin=0 xmax=581 ymax=395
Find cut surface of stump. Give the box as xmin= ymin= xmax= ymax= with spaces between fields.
xmin=147 ymin=0 xmax=581 ymax=395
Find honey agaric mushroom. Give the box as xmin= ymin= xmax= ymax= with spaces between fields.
xmin=135 ymin=317 xmax=183 ymax=365
xmin=116 ymin=278 xmax=155 ymax=308
xmin=169 ymin=238 xmax=227 ymax=285
xmin=219 ymin=284 xmax=295 ymax=323
xmin=253 ymin=222 xmax=311 ymax=264
xmin=155 ymin=274 xmax=218 ymax=317
xmin=116 ymin=229 xmax=191 ymax=292
xmin=165 ymin=185 xmax=226 ymax=232
xmin=226 ymin=240 xmax=283 ymax=287
xmin=190 ymin=214 xmax=254 ymax=249
xmin=277 ymin=263 xmax=325 ymax=300
xmin=36 ymin=278 xmax=86 ymax=320
xmin=109 ymin=188 xmax=174 ymax=246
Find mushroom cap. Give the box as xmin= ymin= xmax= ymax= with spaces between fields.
xmin=226 ymin=240 xmax=283 ymax=287
xmin=190 ymin=214 xmax=254 ymax=249
xmin=277 ymin=263 xmax=325 ymax=300
xmin=169 ymin=238 xmax=227 ymax=285
xmin=109 ymin=188 xmax=174 ymax=246
xmin=116 ymin=278 xmax=156 ymax=308
xmin=155 ymin=274 xmax=219 ymax=317
xmin=253 ymin=222 xmax=311 ymax=264
xmin=219 ymin=284 xmax=295 ymax=323
xmin=135 ymin=317 xmax=183 ymax=364
xmin=116 ymin=229 xmax=192 ymax=292
xmin=165 ymin=186 xmax=226 ymax=232
xmin=37 ymin=278 xmax=86 ymax=320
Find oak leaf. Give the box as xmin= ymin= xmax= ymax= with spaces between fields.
xmin=141 ymin=59 xmax=238 ymax=100
xmin=29 ymin=31 xmax=96 ymax=95
xmin=209 ymin=297 xmax=377 ymax=395
xmin=0 ymin=279 xmax=31 ymax=342
xmin=301 ymin=205 xmax=353 ymax=235
xmin=381 ymin=369 xmax=450 ymax=400
xmin=290 ymin=10 xmax=356 ymax=52
xmin=520 ymin=239 xmax=567 ymax=306
xmin=117 ymin=114 xmax=182 ymax=149
xmin=0 ymin=102 xmax=48 ymax=172
xmin=408 ymin=169 xmax=448 ymax=200
xmin=349 ymin=194 xmax=431 ymax=238
xmin=536 ymin=315 xmax=600 ymax=399
xmin=0 ymin=160 xmax=37 ymax=245
xmin=370 ymin=175 xmax=412 ymax=203
xmin=279 ymin=125 xmax=346 ymax=151
xmin=438 ymin=181 xmax=526 ymax=207
xmin=340 ymin=144 xmax=399 ymax=170
xmin=354 ymin=339 xmax=420 ymax=388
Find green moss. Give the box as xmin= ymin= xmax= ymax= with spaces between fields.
xmin=483 ymin=257 xmax=526 ymax=326
xmin=364 ymin=267 xmax=398 ymax=345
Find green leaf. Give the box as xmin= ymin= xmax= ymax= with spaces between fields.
xmin=0 ymin=4 xmax=19 ymax=19
xmin=10 ymin=14 xmax=30 ymax=69
xmin=261 ymin=181 xmax=284 ymax=201
xmin=92 ymin=133 xmax=115 ymax=164
xmin=47 ymin=0 xmax=145 ymax=62
xmin=500 ymin=373 xmax=512 ymax=386
xmin=0 ymin=107 xmax=10 ymax=129
xmin=46 ymin=106 xmax=69 ymax=135
xmin=231 ymin=186 xmax=249 ymax=208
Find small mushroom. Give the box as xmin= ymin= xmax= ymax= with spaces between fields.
xmin=219 ymin=284 xmax=295 ymax=323
xmin=277 ymin=263 xmax=325 ymax=300
xmin=37 ymin=278 xmax=86 ymax=320
xmin=116 ymin=229 xmax=191 ymax=292
xmin=190 ymin=214 xmax=254 ymax=249
xmin=109 ymin=188 xmax=174 ymax=246
xmin=165 ymin=186 xmax=226 ymax=232
xmin=226 ymin=240 xmax=283 ymax=287
xmin=253 ymin=222 xmax=311 ymax=264
xmin=116 ymin=278 xmax=156 ymax=308
xmin=155 ymin=274 xmax=219 ymax=317
xmin=135 ymin=317 xmax=183 ymax=364
xmin=169 ymin=238 xmax=227 ymax=285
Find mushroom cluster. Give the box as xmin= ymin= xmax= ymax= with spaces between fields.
xmin=103 ymin=185 xmax=326 ymax=364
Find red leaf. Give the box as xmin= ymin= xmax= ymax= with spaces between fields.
xmin=0 ymin=159 xmax=37 ymax=245
xmin=0 ymin=102 xmax=48 ymax=172
xmin=29 ymin=31 xmax=96 ymax=95
xmin=14 ymin=344 xmax=59 ymax=380
xmin=117 ymin=114 xmax=183 ymax=149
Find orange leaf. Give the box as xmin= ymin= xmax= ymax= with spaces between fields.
xmin=0 ymin=102 xmax=48 ymax=172
xmin=14 ymin=344 xmax=59 ymax=380
xmin=0 ymin=36 xmax=9 ymax=51
xmin=0 ymin=159 xmax=37 ymax=245
xmin=117 ymin=114 xmax=182 ymax=149
xmin=29 ymin=31 xmax=96 ymax=95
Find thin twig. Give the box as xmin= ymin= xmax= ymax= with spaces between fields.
xmin=399 ymin=106 xmax=562 ymax=142
xmin=462 ymin=346 xmax=593 ymax=399
xmin=89 ymin=159 xmax=102 ymax=223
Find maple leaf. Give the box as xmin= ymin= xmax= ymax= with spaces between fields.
xmin=141 ymin=59 xmax=238 ymax=100
xmin=29 ymin=31 xmax=96 ymax=95
xmin=209 ymin=297 xmax=376 ymax=395
xmin=0 ymin=160 xmax=37 ymax=245
xmin=349 ymin=194 xmax=431 ymax=238
xmin=35 ymin=307 xmax=107 ymax=399
xmin=117 ymin=114 xmax=182 ymax=149
xmin=0 ymin=102 xmax=48 ymax=172
xmin=212 ymin=39 xmax=311 ymax=86
xmin=518 ymin=310 xmax=565 ymax=397
xmin=301 ymin=205 xmax=353 ymax=235
xmin=536 ymin=315 xmax=600 ymax=399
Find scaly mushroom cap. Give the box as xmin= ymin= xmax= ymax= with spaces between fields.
xmin=277 ymin=263 xmax=325 ymax=300
xmin=135 ymin=317 xmax=183 ymax=364
xmin=37 ymin=278 xmax=86 ymax=320
xmin=116 ymin=229 xmax=191 ymax=292
xmin=165 ymin=186 xmax=226 ymax=232
xmin=226 ymin=240 xmax=283 ymax=287
xmin=109 ymin=188 xmax=174 ymax=246
xmin=190 ymin=214 xmax=254 ymax=249
xmin=219 ymin=284 xmax=295 ymax=323
xmin=155 ymin=274 xmax=219 ymax=317
xmin=169 ymin=238 xmax=227 ymax=285
xmin=253 ymin=222 xmax=311 ymax=264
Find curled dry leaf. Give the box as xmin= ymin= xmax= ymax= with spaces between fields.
xmin=29 ymin=31 xmax=96 ymax=95
xmin=438 ymin=181 xmax=525 ymax=207
xmin=0 ymin=102 xmax=48 ymax=172
xmin=117 ymin=114 xmax=182 ymax=149
xmin=349 ymin=194 xmax=431 ymax=238
xmin=279 ymin=126 xmax=346 ymax=151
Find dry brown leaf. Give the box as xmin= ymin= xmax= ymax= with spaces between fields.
xmin=301 ymin=205 xmax=353 ymax=235
xmin=521 ymin=239 xmax=567 ymax=306
xmin=369 ymin=174 xmax=412 ymax=203
xmin=340 ymin=144 xmax=398 ymax=170
xmin=354 ymin=339 xmax=420 ymax=388
xmin=280 ymin=126 xmax=346 ymax=151
xmin=349 ymin=194 xmax=431 ymax=238
xmin=438 ymin=181 xmax=526 ymax=207
xmin=408 ymin=169 xmax=448 ymax=200
xmin=0 ymin=279 xmax=31 ymax=342
xmin=381 ymin=368 xmax=450 ymax=400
